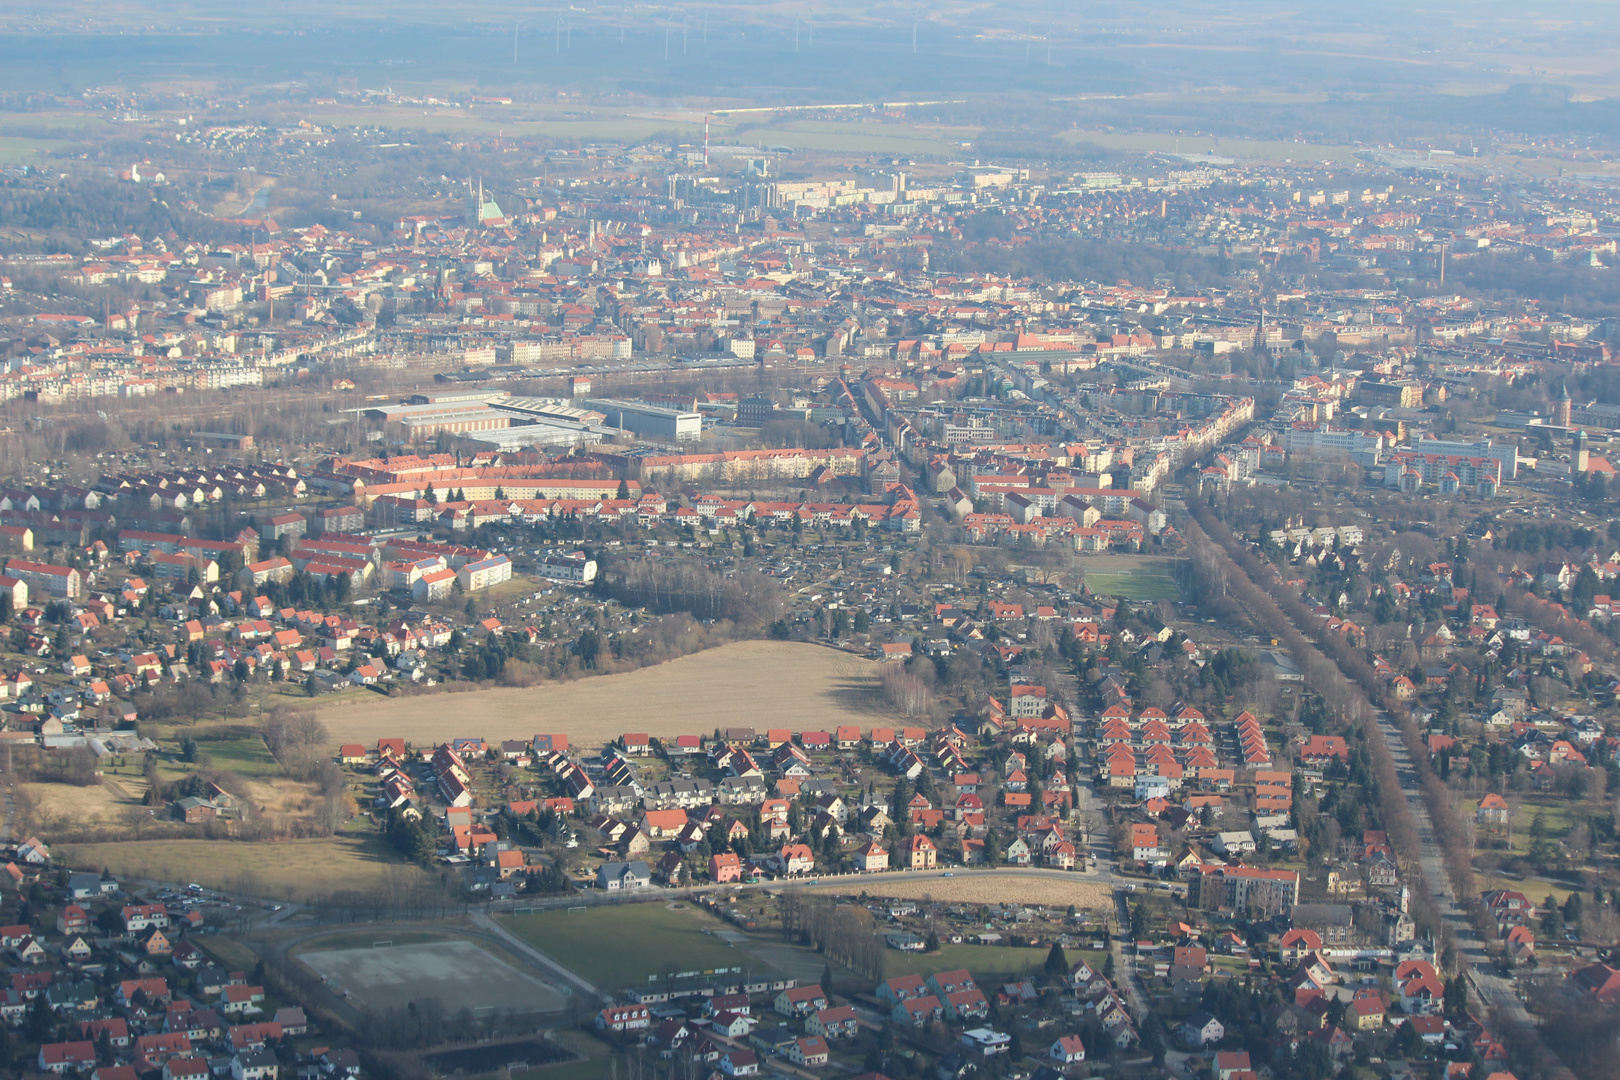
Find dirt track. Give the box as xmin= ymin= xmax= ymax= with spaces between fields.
xmin=317 ymin=641 xmax=890 ymax=748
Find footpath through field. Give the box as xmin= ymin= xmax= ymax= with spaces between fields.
xmin=472 ymin=911 xmax=603 ymax=1000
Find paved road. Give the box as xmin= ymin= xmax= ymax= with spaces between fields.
xmin=701 ymin=776 xmax=1122 ymax=899
xmin=1371 ymin=709 xmax=1559 ymax=1065
xmin=1110 ymin=891 xmax=1152 ymax=1022
xmin=1192 ymin=510 xmax=1572 ymax=1079
xmin=1084 ymin=814 xmax=1150 ymax=1024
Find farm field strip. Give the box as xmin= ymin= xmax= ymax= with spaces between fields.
xmin=59 ymin=833 xmax=426 ymax=899
xmin=1057 ymin=127 xmax=1361 ymax=162
xmin=316 ymin=640 xmax=887 ymax=748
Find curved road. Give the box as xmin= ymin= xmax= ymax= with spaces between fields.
xmin=131 ymin=788 xmax=1155 ymax=1024
xmin=733 ymin=809 xmax=1159 ymax=1025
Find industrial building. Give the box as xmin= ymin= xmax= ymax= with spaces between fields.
xmin=454 ymin=421 xmax=605 ymax=451
xmin=356 ymin=400 xmax=510 ymax=438
xmin=413 ymin=396 xmax=611 ymax=450
xmin=584 ymin=398 xmax=702 ymax=442
xmin=407 ymin=388 xmax=511 ymax=406
xmin=491 ymin=397 xmax=606 ymax=426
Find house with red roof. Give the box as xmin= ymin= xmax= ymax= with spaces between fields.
xmin=1568 ymin=962 xmax=1620 ymax=1004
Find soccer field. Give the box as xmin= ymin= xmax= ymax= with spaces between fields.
xmin=1081 ymin=556 xmax=1183 ymax=602
xmin=1083 ymin=572 xmax=1180 ymax=601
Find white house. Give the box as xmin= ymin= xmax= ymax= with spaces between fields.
xmin=596 ymin=861 xmax=651 ymax=891
xmin=1178 ymin=1012 xmax=1224 ymax=1048
xmin=1135 ymin=775 xmax=1171 ymax=802
xmin=1212 ymin=831 xmax=1257 ymax=856
xmin=596 ymin=1005 xmax=651 ymax=1032
xmin=1049 ymin=1035 xmax=1086 ymax=1064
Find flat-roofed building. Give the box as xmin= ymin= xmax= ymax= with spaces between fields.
xmin=1412 ymin=436 xmax=1518 ymax=480
xmin=359 ymin=401 xmax=510 ymax=438
xmin=407 ymin=388 xmax=510 ymax=406
xmin=584 ymin=399 xmax=702 ymax=442
xmin=457 ymin=555 xmax=513 ymax=592
xmin=491 ymin=397 xmax=607 ymax=425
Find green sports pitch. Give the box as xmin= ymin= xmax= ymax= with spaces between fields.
xmin=1081 ymin=567 xmax=1181 ymax=601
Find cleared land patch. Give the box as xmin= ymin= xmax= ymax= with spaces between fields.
xmin=22 ymin=781 xmax=139 ymax=828
xmin=503 ymin=903 xmax=781 ymax=990
xmin=300 ymin=940 xmax=567 ymax=1014
xmin=318 ymin=641 xmax=887 ymax=749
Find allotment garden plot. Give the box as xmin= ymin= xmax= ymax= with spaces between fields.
xmin=299 ymin=941 xmax=567 ymax=1015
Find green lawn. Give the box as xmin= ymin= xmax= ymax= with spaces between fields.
xmin=502 ymin=903 xmax=766 ymax=989
xmin=1510 ymin=880 xmax=1581 ymax=908
xmin=512 ymin=1056 xmax=608 ymax=1080
xmin=1083 ymin=571 xmax=1181 ymax=602
xmin=0 ymin=136 xmax=78 ymax=163
xmin=884 ymin=944 xmax=1106 ymax=982
xmin=1465 ymin=797 xmax=1575 ymax=854
xmin=187 ymin=724 xmax=283 ymax=777
xmin=1509 ymin=801 xmax=1575 ymax=847
xmin=197 ymin=937 xmax=259 ymax=972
